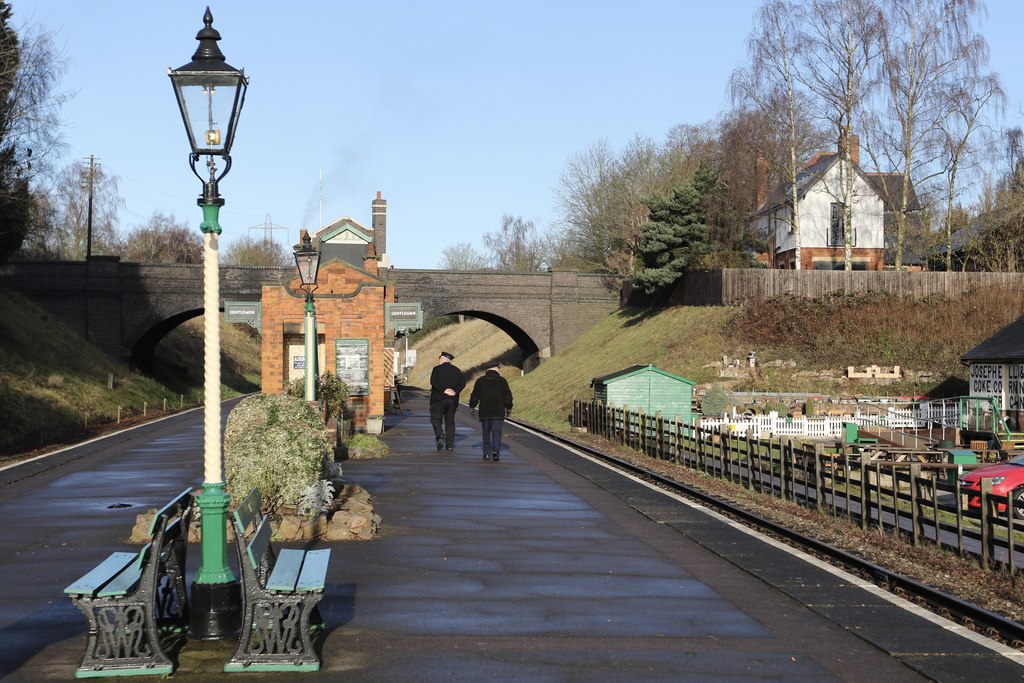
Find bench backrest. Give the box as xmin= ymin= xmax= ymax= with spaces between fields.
xmin=232 ymin=488 xmax=271 ymax=571
xmin=147 ymin=487 xmax=195 ymax=536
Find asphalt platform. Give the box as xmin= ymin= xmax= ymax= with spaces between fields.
xmin=1 ymin=389 xmax=1022 ymax=681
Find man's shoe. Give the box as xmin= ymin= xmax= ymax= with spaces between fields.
xmin=446 ymin=447 xmax=454 ymax=451
xmin=482 ymin=453 xmax=490 ymax=460
xmin=491 ymin=452 xmax=500 ymax=462
xmin=436 ymin=436 xmax=444 ymax=451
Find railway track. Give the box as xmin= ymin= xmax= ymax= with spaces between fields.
xmin=515 ymin=419 xmax=1024 ymax=650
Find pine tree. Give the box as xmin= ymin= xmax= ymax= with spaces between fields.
xmin=635 ymin=180 xmax=713 ymax=295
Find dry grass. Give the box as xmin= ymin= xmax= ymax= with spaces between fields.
xmin=404 ymin=318 xmax=520 ymax=390
xmin=732 ymin=288 xmax=1024 ymax=393
xmin=0 ymin=287 xmax=262 ymax=457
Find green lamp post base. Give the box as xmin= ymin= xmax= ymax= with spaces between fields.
xmin=190 ymin=581 xmax=242 ymax=640
xmin=189 ymin=482 xmax=241 ymax=640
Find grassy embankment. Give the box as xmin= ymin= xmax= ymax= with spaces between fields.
xmin=5 ymin=284 xmax=1024 ymax=457
xmin=0 ymin=287 xmax=261 ymax=457
xmin=407 ymin=288 xmax=1024 ymax=432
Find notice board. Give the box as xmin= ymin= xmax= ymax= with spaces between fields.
xmin=335 ymin=338 xmax=369 ymax=395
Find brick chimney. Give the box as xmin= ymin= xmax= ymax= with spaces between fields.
xmin=755 ymin=156 xmax=768 ymax=209
xmin=838 ymin=134 xmax=860 ymax=165
xmin=371 ymin=191 xmax=387 ymax=259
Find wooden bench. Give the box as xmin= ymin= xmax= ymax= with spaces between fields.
xmin=64 ymin=488 xmax=194 ymax=678
xmin=224 ymin=488 xmax=331 ymax=673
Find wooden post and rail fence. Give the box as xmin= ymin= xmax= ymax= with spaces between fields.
xmin=572 ymin=400 xmax=1023 ymax=573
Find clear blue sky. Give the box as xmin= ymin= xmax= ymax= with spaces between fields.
xmin=18 ymin=1 xmax=1024 ymax=269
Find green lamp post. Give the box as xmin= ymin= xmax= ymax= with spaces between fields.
xmin=168 ymin=6 xmax=248 ymax=640
xmin=294 ymin=232 xmax=322 ymax=403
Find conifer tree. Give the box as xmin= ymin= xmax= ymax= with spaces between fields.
xmin=635 ymin=177 xmax=713 ymax=295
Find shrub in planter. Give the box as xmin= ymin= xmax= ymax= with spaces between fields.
xmin=344 ymin=433 xmax=390 ymax=460
xmin=224 ymin=393 xmax=333 ymax=513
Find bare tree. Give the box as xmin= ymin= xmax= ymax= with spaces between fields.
xmin=937 ymin=70 xmax=1003 ymax=270
xmin=731 ymin=0 xmax=826 ymax=269
xmin=555 ymin=135 xmax=665 ymax=276
xmin=0 ymin=5 xmax=68 ymax=260
xmin=222 ymin=233 xmax=291 ymax=267
xmin=117 ymin=210 xmax=202 ymax=264
xmin=34 ymin=159 xmax=121 ymax=260
xmin=797 ymin=0 xmax=884 ymax=269
xmin=555 ymin=139 xmax=622 ymax=273
xmin=438 ymin=242 xmax=488 ymax=270
xmin=482 ymin=214 xmax=547 ymax=271
xmin=863 ymin=0 xmax=992 ymax=269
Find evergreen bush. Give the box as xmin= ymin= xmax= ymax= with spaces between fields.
xmin=701 ymin=386 xmax=731 ymax=419
xmin=224 ymin=393 xmax=333 ymax=513
xmin=286 ymin=371 xmax=350 ymax=422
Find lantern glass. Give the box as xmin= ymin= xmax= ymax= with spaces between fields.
xmin=294 ymin=239 xmax=321 ymax=287
xmin=170 ymin=70 xmax=247 ymax=157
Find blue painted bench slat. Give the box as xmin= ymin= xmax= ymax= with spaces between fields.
xmin=266 ymin=549 xmax=304 ymax=592
xmin=64 ymin=487 xmax=194 ymax=678
xmin=225 ymin=487 xmax=331 ymax=673
xmin=65 ymin=552 xmax=137 ymax=596
xmin=296 ymin=549 xmax=331 ymax=593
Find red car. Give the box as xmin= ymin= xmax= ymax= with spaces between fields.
xmin=959 ymin=453 xmax=1024 ymax=518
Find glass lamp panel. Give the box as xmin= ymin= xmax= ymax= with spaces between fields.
xmin=295 ymin=251 xmax=321 ymax=286
xmin=170 ymin=71 xmax=246 ymax=156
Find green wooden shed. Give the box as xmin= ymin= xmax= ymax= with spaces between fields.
xmin=590 ymin=364 xmax=695 ymax=422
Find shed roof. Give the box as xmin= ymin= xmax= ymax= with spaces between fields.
xmin=590 ymin=364 xmax=695 ymax=386
xmin=961 ymin=316 xmax=1024 ymax=364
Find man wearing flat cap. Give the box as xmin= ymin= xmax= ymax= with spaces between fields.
xmin=429 ymin=351 xmax=466 ymax=451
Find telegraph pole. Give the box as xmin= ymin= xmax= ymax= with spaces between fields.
xmin=80 ymin=156 xmax=98 ymax=260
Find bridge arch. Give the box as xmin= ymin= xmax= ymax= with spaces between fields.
xmin=426 ymin=309 xmax=541 ymax=365
xmin=0 ymin=261 xmax=621 ymax=366
xmin=129 ymin=307 xmax=203 ymax=373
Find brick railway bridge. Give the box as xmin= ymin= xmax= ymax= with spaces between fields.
xmin=0 ymin=258 xmax=623 ymax=370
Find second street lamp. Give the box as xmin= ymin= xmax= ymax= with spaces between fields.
xmin=168 ymin=6 xmax=248 ymax=640
xmin=294 ymin=232 xmax=321 ymax=403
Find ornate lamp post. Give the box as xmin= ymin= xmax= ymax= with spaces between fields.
xmin=294 ymin=232 xmax=321 ymax=402
xmin=168 ymin=6 xmax=248 ymax=640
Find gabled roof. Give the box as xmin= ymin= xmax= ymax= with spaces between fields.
xmin=754 ymin=153 xmax=840 ymax=217
xmin=865 ymin=172 xmax=922 ymax=212
xmin=591 ymin=364 xmax=695 ymax=386
xmin=753 ymin=153 xmax=916 ymax=217
xmin=961 ymin=316 xmax=1024 ymax=364
xmin=315 ymin=216 xmax=372 ymax=244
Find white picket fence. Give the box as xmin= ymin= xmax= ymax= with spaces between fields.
xmin=700 ymin=402 xmax=961 ymax=439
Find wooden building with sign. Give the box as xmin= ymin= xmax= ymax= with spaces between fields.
xmin=961 ymin=316 xmax=1024 ymax=429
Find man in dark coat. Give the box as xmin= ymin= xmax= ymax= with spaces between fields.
xmin=429 ymin=351 xmax=466 ymax=451
xmin=468 ymin=363 xmax=514 ymax=461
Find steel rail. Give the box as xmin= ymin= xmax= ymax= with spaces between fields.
xmin=518 ymin=421 xmax=1024 ymax=649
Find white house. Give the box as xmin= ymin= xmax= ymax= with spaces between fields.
xmin=752 ymin=136 xmax=887 ymax=270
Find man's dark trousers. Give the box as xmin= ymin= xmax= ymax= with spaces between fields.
xmin=430 ymin=397 xmax=458 ymax=449
xmin=481 ymin=417 xmax=505 ymax=456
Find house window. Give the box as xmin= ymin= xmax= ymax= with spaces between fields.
xmin=828 ymin=202 xmax=857 ymax=247
xmin=829 ymin=202 xmax=845 ymax=246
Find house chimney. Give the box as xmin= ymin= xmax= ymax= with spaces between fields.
xmin=371 ymin=191 xmax=387 ymax=258
xmin=839 ymin=134 xmax=860 ymax=166
xmin=755 ymin=156 xmax=768 ymax=209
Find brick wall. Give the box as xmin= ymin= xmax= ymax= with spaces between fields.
xmin=261 ymin=258 xmax=386 ymax=432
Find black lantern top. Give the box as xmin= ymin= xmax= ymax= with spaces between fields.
xmin=168 ymin=7 xmax=248 ymax=160
xmin=294 ymin=233 xmax=321 ymax=291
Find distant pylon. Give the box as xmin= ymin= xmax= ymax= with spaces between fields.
xmin=248 ymin=214 xmax=289 ymax=241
